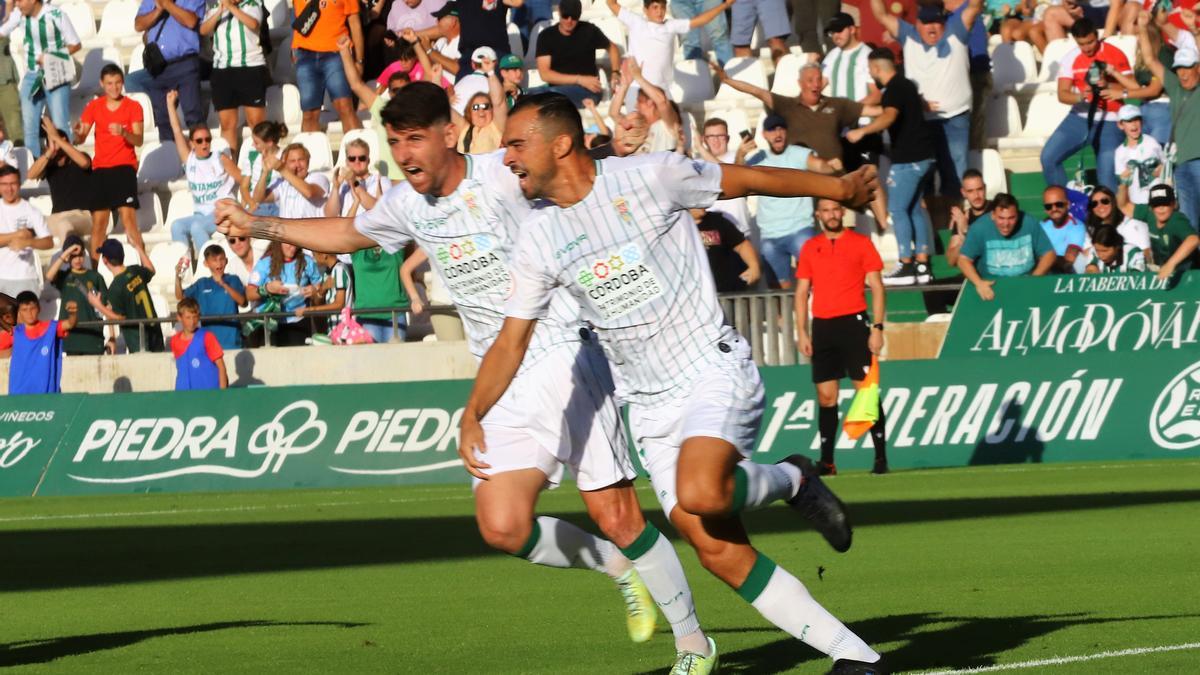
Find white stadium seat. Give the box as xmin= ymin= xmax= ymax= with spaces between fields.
xmin=997 ymin=90 xmax=1071 ymax=150
xmin=1108 ymin=34 xmax=1137 ymax=70
xmin=266 ymin=84 xmax=304 ymax=129
xmin=507 ymin=23 xmax=523 ymax=60
xmin=525 ymin=20 xmax=553 ymax=67
xmin=96 ymin=0 xmax=142 ymax=47
xmin=137 ymin=142 xmax=185 ymax=190
xmin=715 ymin=57 xmax=768 ymax=107
xmin=293 ymin=132 xmax=334 ymax=173
xmin=985 ymin=94 xmax=1022 ymax=142
xmin=164 ymin=190 xmax=196 ymax=227
xmin=969 ymin=149 xmax=1008 ymax=196
xmin=73 ymin=47 xmax=123 ymax=98
xmin=148 ymin=241 xmax=192 ymax=291
xmin=591 ymin=16 xmax=626 ymax=53
xmin=991 ymin=42 xmax=1037 ymax=90
xmin=670 ymin=60 xmax=715 ymax=105
xmin=1037 ymin=38 xmax=1074 ymax=82
xmin=127 ymin=43 xmax=145 ymax=74
xmin=61 ymin=2 xmax=98 ymax=43
xmin=265 ymin=0 xmax=292 ymax=41
xmin=770 ymin=53 xmax=804 ymax=97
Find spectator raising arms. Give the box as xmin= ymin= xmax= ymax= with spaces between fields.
xmin=248 ymin=241 xmax=323 ymax=346
xmin=609 ymin=0 xmax=734 ymax=103
xmin=171 ymin=297 xmax=228 ymax=390
xmin=1 ymin=291 xmax=77 ymax=395
xmin=254 ymin=143 xmax=330 ymax=219
xmin=535 ymin=0 xmax=618 ymax=107
xmin=0 ymin=164 xmax=52 ymax=298
xmin=134 ymin=0 xmax=207 ymax=133
xmin=0 ymin=0 xmax=81 ymax=159
xmin=91 ymin=238 xmax=165 ymax=353
xmin=166 ymin=89 xmax=239 ymax=262
xmin=337 ymin=35 xmax=407 ymax=181
xmin=292 ymin=0 xmax=364 ymax=133
xmin=239 ymin=120 xmax=288 ymax=216
xmin=609 ymin=58 xmax=681 ymax=153
xmin=175 ymin=244 xmax=247 ymax=349
xmin=325 ymin=139 xmax=391 ymax=217
xmin=27 ymin=119 xmax=94 ymax=246
xmin=456 ymin=70 xmax=508 ymax=154
xmin=45 ymin=235 xmax=107 ymax=356
xmin=76 ymin=65 xmax=144 ymax=265
xmin=200 ymin=0 xmax=269 ymax=155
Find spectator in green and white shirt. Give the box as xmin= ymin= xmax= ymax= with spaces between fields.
xmin=200 ymin=0 xmax=269 ymax=156
xmin=0 ymin=0 xmax=80 ymax=159
xmin=238 ymin=120 xmax=287 ymax=216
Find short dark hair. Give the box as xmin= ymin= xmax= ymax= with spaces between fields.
xmin=703 ymin=117 xmax=728 ymax=130
xmin=100 ymin=64 xmax=123 ymax=80
xmin=203 ymin=244 xmax=226 ymax=260
xmin=252 ymin=120 xmax=288 ymax=144
xmin=1091 ymin=225 xmax=1125 ymax=249
xmin=386 ymin=71 xmax=411 ymax=88
xmin=1042 ymin=183 xmax=1067 ymax=196
xmin=643 ymin=0 xmax=667 ymax=6
xmin=381 ymin=81 xmax=451 ymax=131
xmin=991 ymin=193 xmax=1020 ymax=211
xmin=962 ymin=168 xmax=984 ymax=183
xmin=1070 ymin=18 xmax=1097 ymax=39
xmin=868 ymin=47 xmax=896 ymax=64
xmin=15 ymin=291 xmax=39 ymax=308
xmin=509 ymin=92 xmax=585 ymax=151
xmin=0 ymin=165 xmax=19 ymax=180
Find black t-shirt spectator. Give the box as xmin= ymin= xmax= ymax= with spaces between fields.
xmin=44 ymin=162 xmax=94 ymax=213
xmin=881 ymin=75 xmax=935 ymax=164
xmin=697 ymin=211 xmax=748 ymax=292
xmin=457 ymin=0 xmax=510 ymax=77
xmin=536 ymin=22 xmax=610 ymax=78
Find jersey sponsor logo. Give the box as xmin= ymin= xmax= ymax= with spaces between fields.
xmin=575 ymin=244 xmax=664 ymax=320
xmin=1150 ymin=359 xmax=1200 ymax=450
xmin=433 ymin=233 xmax=514 ymax=298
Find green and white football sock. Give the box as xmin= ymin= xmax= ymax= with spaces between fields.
xmin=515 ymin=516 xmax=629 ymax=578
xmin=620 ymin=522 xmax=710 ymax=655
xmin=737 ymin=553 xmax=879 ymax=663
xmin=732 ymin=461 xmax=801 ymax=512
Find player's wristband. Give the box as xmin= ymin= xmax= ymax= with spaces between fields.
xmin=872 ymin=323 xmax=885 ymax=331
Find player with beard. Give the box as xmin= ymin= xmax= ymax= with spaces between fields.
xmin=214 ymin=82 xmax=716 ymax=672
xmin=462 ymin=93 xmax=888 ymax=674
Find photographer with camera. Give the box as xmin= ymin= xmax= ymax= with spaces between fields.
xmin=1041 ymin=18 xmax=1132 ymax=191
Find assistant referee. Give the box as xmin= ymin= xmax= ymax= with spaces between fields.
xmin=794 ymin=198 xmax=889 ymax=475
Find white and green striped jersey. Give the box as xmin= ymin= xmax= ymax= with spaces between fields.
xmin=822 ymin=42 xmax=871 ymax=103
xmin=353 ymin=151 xmax=587 ymax=371
xmin=0 ymin=5 xmax=80 ymax=72
xmin=506 ymin=152 xmax=740 ymax=406
xmin=205 ymin=0 xmax=265 ymax=69
xmin=325 ymin=261 xmax=352 ymax=326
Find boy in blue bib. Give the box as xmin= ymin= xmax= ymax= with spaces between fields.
xmin=2 ymin=291 xmax=78 ymax=395
xmin=170 ymin=298 xmax=227 ymax=390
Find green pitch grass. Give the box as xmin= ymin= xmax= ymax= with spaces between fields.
xmin=2 ymin=459 xmax=1198 ymax=673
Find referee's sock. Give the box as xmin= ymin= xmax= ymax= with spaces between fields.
xmin=732 ymin=461 xmax=802 ymax=510
xmin=620 ymin=522 xmax=709 ymax=654
xmin=819 ymin=405 xmax=839 ymax=465
xmin=870 ymin=408 xmax=888 ymax=461
xmin=737 ymin=552 xmax=881 ymax=663
xmin=516 ymin=516 xmax=629 ymax=578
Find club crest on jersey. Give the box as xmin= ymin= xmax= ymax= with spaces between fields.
xmin=461 ymin=190 xmax=483 ymax=220
xmin=612 ymin=197 xmax=634 ymax=225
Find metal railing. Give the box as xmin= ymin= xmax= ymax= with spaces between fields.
xmin=75 ymin=304 xmax=459 ymax=352
xmin=719 ymin=282 xmax=964 ymax=366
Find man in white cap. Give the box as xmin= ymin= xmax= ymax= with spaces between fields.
xmin=1114 ymin=103 xmax=1165 ymax=208
xmin=1138 ymin=10 xmax=1200 ymax=228
xmin=453 ymin=46 xmax=497 ymax=115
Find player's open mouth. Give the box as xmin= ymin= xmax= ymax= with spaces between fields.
xmin=405 ymin=166 xmax=424 ymax=176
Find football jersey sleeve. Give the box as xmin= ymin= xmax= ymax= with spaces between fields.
xmin=654 ymin=152 xmax=723 ymax=211
xmin=354 ymin=184 xmax=416 ymax=254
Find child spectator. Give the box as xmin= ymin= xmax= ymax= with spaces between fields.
xmin=691 ymin=208 xmax=760 ymax=292
xmin=1137 ymin=185 xmax=1200 ymax=281
xmin=171 ymin=297 xmax=228 ymax=390
xmin=90 ymin=238 xmax=164 ymax=353
xmin=1 ymin=291 xmax=77 ymax=394
xmin=1114 ymin=104 xmax=1165 ymax=208
xmin=305 ymin=251 xmax=350 ymax=335
xmin=239 ymin=120 xmax=288 ymax=216
xmin=45 ymin=235 xmax=108 ymax=355
xmin=254 ymin=143 xmax=329 ymax=219
xmin=248 ymin=241 xmax=322 ymax=346
xmin=167 ymin=89 xmax=239 ymax=261
xmin=607 ymin=0 xmax=733 ymax=105
xmin=325 ymin=139 xmax=391 ymax=217
xmin=0 ymin=292 xmax=14 ymax=357
xmin=0 ymin=164 xmax=53 ymax=298
xmin=76 ymin=65 xmax=145 ymax=264
xmin=176 ymin=244 xmax=247 ymax=350
xmin=1085 ymin=227 xmax=1147 ymax=274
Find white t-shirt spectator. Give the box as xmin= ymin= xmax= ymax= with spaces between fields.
xmin=205 ymin=0 xmax=266 ymax=68
xmin=387 ymin=0 xmax=446 ymax=32
xmin=1116 ymin=215 xmax=1152 ymax=252
xmin=0 ymin=198 xmax=51 ymax=282
xmin=1114 ymin=135 xmax=1165 ymax=205
xmin=618 ymin=9 xmax=689 ymax=90
xmin=187 ymin=150 xmax=236 ymax=214
xmin=336 ymin=174 xmax=393 ymax=216
xmin=273 ymin=173 xmax=331 ymax=219
xmin=896 ymin=17 xmax=972 ymax=120
xmin=435 ymin=35 xmax=461 ymax=61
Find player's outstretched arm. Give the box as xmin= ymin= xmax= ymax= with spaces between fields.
xmin=214 ymin=198 xmax=378 ymax=254
xmin=460 ymin=317 xmax=538 ymax=479
xmin=719 ymin=163 xmax=879 ymax=212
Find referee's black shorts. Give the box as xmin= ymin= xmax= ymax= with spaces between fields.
xmin=811 ymin=312 xmax=873 ymax=384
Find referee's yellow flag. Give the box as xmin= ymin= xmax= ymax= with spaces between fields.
xmin=843 ymin=356 xmax=880 ymax=440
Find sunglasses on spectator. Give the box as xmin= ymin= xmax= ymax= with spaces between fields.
xmin=228 ymin=237 xmax=248 ymax=243
xmin=1044 ymin=201 xmax=1067 ymax=210
xmin=1090 ymin=197 xmax=1112 ymax=207
xmin=347 ymin=155 xmax=368 ymax=162
xmin=192 ymin=136 xmax=212 ymax=144
xmin=471 ymin=103 xmax=492 ymax=111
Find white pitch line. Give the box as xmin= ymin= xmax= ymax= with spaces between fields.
xmin=0 ymin=494 xmax=475 ymax=524
xmin=827 ymin=460 xmax=1200 ymax=480
xmin=913 ymin=641 xmax=1200 ymax=674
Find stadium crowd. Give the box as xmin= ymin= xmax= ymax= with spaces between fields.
xmin=1 ymin=0 xmax=1199 ymax=390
